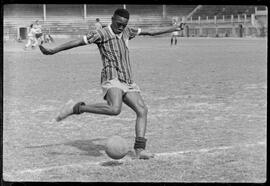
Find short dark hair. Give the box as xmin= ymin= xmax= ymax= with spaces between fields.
xmin=113 ymin=8 xmax=129 ymax=19
xmin=96 ymin=18 xmax=100 ymax=22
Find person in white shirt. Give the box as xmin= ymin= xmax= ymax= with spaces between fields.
xmin=94 ymin=18 xmax=103 ymax=30
xmin=24 ymin=24 xmax=38 ymax=50
xmin=33 ymin=20 xmax=43 ymax=38
xmin=32 ymin=20 xmax=44 ymax=46
xmin=171 ymin=18 xmax=179 ymax=46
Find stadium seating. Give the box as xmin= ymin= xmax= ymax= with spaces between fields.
xmin=87 ymin=4 xmax=125 ymax=16
xmin=3 ymin=4 xmax=43 ymax=19
xmin=3 ymin=4 xmax=173 ymax=38
xmin=3 ymin=4 xmax=267 ymax=39
xmin=46 ymin=4 xmax=83 ymax=18
xmin=166 ymin=5 xmax=197 ymax=18
xmin=126 ymin=5 xmax=163 ymax=16
xmin=191 ymin=5 xmax=257 ymax=19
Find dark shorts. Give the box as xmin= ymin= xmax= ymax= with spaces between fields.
xmin=36 ymin=33 xmax=43 ymax=38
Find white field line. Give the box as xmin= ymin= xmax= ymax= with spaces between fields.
xmin=155 ymin=141 xmax=266 ymax=157
xmin=3 ymin=141 xmax=266 ymax=177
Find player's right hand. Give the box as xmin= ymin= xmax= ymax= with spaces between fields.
xmin=39 ymin=45 xmax=55 ymax=55
xmin=179 ymin=23 xmax=186 ymax=30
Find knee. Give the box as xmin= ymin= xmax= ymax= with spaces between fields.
xmin=137 ymin=105 xmax=148 ymax=117
xmin=110 ymin=106 xmax=121 ymax=116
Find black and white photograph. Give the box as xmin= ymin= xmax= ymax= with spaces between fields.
xmin=2 ymin=3 xmax=267 ymax=182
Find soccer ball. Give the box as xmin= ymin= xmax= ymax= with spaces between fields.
xmin=105 ymin=135 xmax=129 ymax=160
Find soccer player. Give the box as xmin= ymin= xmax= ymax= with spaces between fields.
xmin=171 ymin=18 xmax=178 ymax=46
xmin=24 ymin=24 xmax=38 ymax=49
xmin=39 ymin=8 xmax=185 ymax=159
xmin=94 ymin=18 xmax=103 ymax=30
xmin=33 ymin=20 xmax=43 ymax=45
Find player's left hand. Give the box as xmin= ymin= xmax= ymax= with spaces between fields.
xmin=176 ymin=23 xmax=186 ymax=31
xmin=39 ymin=45 xmax=55 ymax=55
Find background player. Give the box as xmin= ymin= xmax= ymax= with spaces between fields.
xmin=94 ymin=18 xmax=103 ymax=30
xmin=39 ymin=8 xmax=185 ymax=160
xmin=24 ymin=24 xmax=38 ymax=50
xmin=171 ymin=18 xmax=179 ymax=46
xmin=33 ymin=20 xmax=43 ymax=45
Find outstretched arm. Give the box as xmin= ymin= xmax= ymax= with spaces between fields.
xmin=39 ymin=38 xmax=86 ymax=55
xmin=139 ymin=23 xmax=185 ymax=36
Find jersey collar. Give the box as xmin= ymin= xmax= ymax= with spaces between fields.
xmin=109 ymin=25 xmax=123 ymax=39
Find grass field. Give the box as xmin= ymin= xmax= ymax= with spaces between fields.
xmin=3 ymin=36 xmax=267 ymax=182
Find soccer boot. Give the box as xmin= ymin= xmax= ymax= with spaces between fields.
xmin=55 ymin=99 xmax=76 ymax=122
xmin=135 ymin=148 xmax=155 ymax=160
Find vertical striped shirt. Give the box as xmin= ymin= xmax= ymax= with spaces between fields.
xmin=83 ymin=25 xmax=141 ymax=84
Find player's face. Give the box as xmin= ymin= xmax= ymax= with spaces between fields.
xmin=111 ymin=15 xmax=128 ymax=34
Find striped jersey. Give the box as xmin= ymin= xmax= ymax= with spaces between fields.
xmin=83 ymin=25 xmax=141 ymax=84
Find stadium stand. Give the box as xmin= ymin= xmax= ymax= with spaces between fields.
xmin=166 ymin=5 xmax=197 ymax=18
xmin=126 ymin=4 xmax=163 ymax=16
xmin=87 ymin=4 xmax=123 ymax=16
xmin=4 ymin=4 xmax=43 ymax=19
xmin=192 ymin=5 xmax=257 ymax=19
xmin=3 ymin=4 xmax=267 ymax=39
xmin=46 ymin=4 xmax=83 ymax=18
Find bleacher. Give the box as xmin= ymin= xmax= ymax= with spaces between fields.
xmin=3 ymin=4 xmax=267 ymax=39
xmin=87 ymin=4 xmax=126 ymax=16
xmin=166 ymin=5 xmax=197 ymax=18
xmin=192 ymin=5 xmax=257 ymax=19
xmin=46 ymin=4 xmax=83 ymax=18
xmin=126 ymin=5 xmax=162 ymax=16
xmin=3 ymin=4 xmax=174 ymax=38
xmin=3 ymin=4 xmax=43 ymax=18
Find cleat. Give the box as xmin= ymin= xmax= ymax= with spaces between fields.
xmin=55 ymin=99 xmax=76 ymax=122
xmin=135 ymin=149 xmax=155 ymax=160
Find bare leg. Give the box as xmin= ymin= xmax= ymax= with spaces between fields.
xmin=25 ymin=39 xmax=31 ymax=48
xmin=32 ymin=38 xmax=38 ymax=47
xmin=80 ymin=87 xmax=123 ymax=116
xmin=55 ymin=88 xmax=123 ymax=121
xmin=123 ymin=92 xmax=154 ymax=159
xmin=123 ymin=92 xmax=148 ymax=137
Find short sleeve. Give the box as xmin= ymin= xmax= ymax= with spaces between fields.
xmin=83 ymin=30 xmax=102 ymax=44
xmin=126 ymin=27 xmax=141 ymax=40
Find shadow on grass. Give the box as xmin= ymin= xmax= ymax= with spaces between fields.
xmin=26 ymin=138 xmax=107 ymax=157
xmin=66 ymin=139 xmax=106 ymax=157
xmin=100 ymin=160 xmax=123 ymax=167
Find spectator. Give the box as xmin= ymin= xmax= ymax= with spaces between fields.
xmin=94 ymin=18 xmax=103 ymax=30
